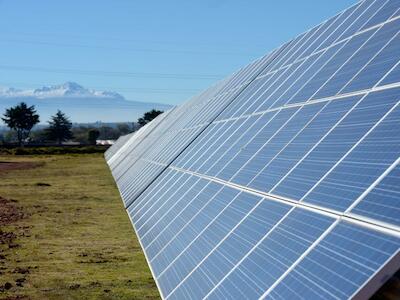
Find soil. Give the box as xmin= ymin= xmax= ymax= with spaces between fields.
xmin=0 ymin=162 xmax=33 ymax=300
xmin=0 ymin=198 xmax=25 ymax=226
xmin=0 ymin=162 xmax=43 ymax=174
xmin=0 ymin=195 xmax=29 ymax=299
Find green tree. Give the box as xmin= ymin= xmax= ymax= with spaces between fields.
xmin=137 ymin=109 xmax=163 ymax=127
xmin=2 ymin=102 xmax=40 ymax=146
xmin=46 ymin=110 xmax=73 ymax=145
xmin=71 ymin=126 xmax=90 ymax=144
xmin=30 ymin=129 xmax=47 ymax=144
xmin=2 ymin=130 xmax=17 ymax=144
xmin=97 ymin=126 xmax=119 ymax=140
xmin=88 ymin=129 xmax=100 ymax=145
xmin=117 ymin=123 xmax=132 ymax=135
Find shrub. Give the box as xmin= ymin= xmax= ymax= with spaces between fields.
xmin=0 ymin=146 xmax=108 ymax=155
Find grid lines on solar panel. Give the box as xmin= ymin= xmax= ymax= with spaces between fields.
xmin=104 ymin=1 xmax=400 ymax=299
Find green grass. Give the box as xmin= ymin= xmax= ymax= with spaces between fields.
xmin=0 ymin=154 xmax=160 ymax=300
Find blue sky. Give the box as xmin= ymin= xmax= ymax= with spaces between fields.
xmin=0 ymin=0 xmax=356 ymax=105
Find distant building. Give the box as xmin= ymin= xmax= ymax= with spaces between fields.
xmin=62 ymin=141 xmax=81 ymax=146
xmin=96 ymin=140 xmax=115 ymax=146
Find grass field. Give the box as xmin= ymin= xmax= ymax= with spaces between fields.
xmin=0 ymin=154 xmax=160 ymax=300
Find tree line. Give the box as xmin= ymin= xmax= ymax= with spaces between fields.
xmin=1 ymin=102 xmax=163 ymax=147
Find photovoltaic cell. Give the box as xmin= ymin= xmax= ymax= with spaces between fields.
xmin=205 ymin=209 xmax=335 ymax=300
xmin=267 ymin=222 xmax=400 ymax=300
xmin=106 ymin=1 xmax=400 ymax=299
xmin=351 ymin=164 xmax=400 ymax=226
xmin=171 ymin=200 xmax=291 ymax=299
xmin=272 ymin=88 xmax=400 ymax=205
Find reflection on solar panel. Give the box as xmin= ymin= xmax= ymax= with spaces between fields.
xmin=105 ymin=1 xmax=400 ymax=299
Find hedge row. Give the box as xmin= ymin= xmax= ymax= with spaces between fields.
xmin=0 ymin=146 xmax=108 ymax=155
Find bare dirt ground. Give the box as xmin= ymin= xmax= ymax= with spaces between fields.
xmin=0 ymin=161 xmax=34 ymax=282
xmin=0 ymin=160 xmax=39 ymax=294
xmin=0 ymin=161 xmax=43 ymax=299
xmin=0 ymin=197 xmax=25 ymax=226
xmin=0 ymin=162 xmax=43 ymax=174
xmin=0 ymin=196 xmax=30 ymax=299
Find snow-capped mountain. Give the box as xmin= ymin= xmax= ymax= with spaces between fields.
xmin=0 ymin=82 xmax=172 ymax=123
xmin=0 ymin=82 xmax=125 ymax=99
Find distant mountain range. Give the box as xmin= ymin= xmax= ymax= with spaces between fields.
xmin=0 ymin=82 xmax=173 ymax=123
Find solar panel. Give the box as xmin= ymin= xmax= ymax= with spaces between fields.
xmin=106 ymin=1 xmax=400 ymax=299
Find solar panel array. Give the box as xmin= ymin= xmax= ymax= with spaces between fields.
xmin=105 ymin=1 xmax=400 ymax=299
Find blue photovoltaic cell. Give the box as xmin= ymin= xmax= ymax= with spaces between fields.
xmin=217 ymin=108 xmax=299 ymax=182
xmin=351 ymin=165 xmax=400 ymax=227
xmin=206 ymin=209 xmax=334 ymax=300
xmin=158 ymin=192 xmax=262 ymax=297
xmin=195 ymin=118 xmax=258 ymax=174
xmin=151 ymin=185 xmax=240 ymax=276
xmin=336 ymin=0 xmax=378 ymax=38
xmin=249 ymin=95 xmax=362 ymax=193
xmin=286 ymin=29 xmax=376 ymax=105
xmin=272 ymin=88 xmax=399 ymax=204
xmin=267 ymin=222 xmax=400 ymax=300
xmin=316 ymin=0 xmax=367 ymax=50
xmin=127 ymin=168 xmax=177 ymax=218
xmin=231 ymin=103 xmax=327 ymax=187
xmin=137 ymin=175 xmax=202 ymax=244
xmin=302 ymin=88 xmax=400 ymax=211
xmin=360 ymin=0 xmax=400 ymax=31
xmin=205 ymin=113 xmax=278 ymax=177
xmin=132 ymin=173 xmax=191 ymax=233
xmin=105 ymin=1 xmax=400 ymax=299
xmin=144 ymin=178 xmax=212 ymax=258
xmin=342 ymin=17 xmax=400 ymax=94
xmin=311 ymin=21 xmax=397 ymax=100
xmin=168 ymin=199 xmax=291 ymax=300
xmin=183 ymin=121 xmax=241 ymax=172
xmin=379 ymin=62 xmax=400 ymax=86
xmin=272 ymin=42 xmax=346 ymax=108
xmin=218 ymin=76 xmax=271 ymax=120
